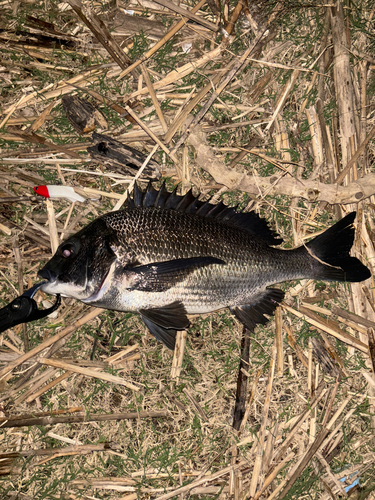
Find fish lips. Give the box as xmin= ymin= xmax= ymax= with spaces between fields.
xmin=38 ymin=268 xmax=58 ymax=282
xmin=37 ymin=264 xmax=89 ymax=299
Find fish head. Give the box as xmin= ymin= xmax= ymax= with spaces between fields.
xmin=38 ymin=218 xmax=118 ymax=300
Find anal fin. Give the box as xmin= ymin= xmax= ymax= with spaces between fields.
xmin=230 ymin=288 xmax=284 ymax=332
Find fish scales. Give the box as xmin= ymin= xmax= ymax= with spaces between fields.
xmin=100 ymin=207 xmax=308 ymax=311
xmin=38 ymin=183 xmax=371 ymax=350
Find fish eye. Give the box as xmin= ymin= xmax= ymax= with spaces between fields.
xmin=61 ymin=243 xmax=74 ymax=258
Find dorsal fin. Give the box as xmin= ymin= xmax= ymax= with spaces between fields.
xmin=128 ymin=183 xmax=282 ymax=245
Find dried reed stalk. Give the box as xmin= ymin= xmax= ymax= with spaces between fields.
xmin=278 ymin=380 xmax=340 ymax=499
xmin=171 ymin=30 xmax=266 ymax=154
xmin=153 ymin=461 xmax=246 ymax=500
xmin=183 ymin=387 xmax=208 ymax=422
xmin=249 ymin=352 xmax=275 ymax=496
xmin=25 ymin=371 xmax=72 ymax=403
xmin=40 ymin=357 xmax=141 ymax=391
xmin=0 ymin=411 xmax=169 ymax=428
xmin=232 ymin=327 xmax=251 ymax=431
xmin=118 ymin=0 xmax=207 ymax=79
xmin=170 ymin=331 xmax=187 ymax=379
xmin=152 ymin=0 xmax=219 ymax=32
xmin=140 ymin=63 xmax=168 ymax=134
xmin=45 ymin=199 xmax=59 ymax=254
xmin=67 ymin=0 xmax=135 ymax=73
xmin=282 ymin=304 xmax=368 ymax=353
xmin=275 ymin=306 xmax=283 ymax=376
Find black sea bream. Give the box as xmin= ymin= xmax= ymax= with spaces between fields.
xmin=38 ymin=183 xmax=371 ymax=349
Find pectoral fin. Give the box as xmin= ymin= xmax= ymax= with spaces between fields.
xmin=128 ymin=257 xmax=224 ymax=292
xmin=139 ymin=301 xmax=190 ymax=350
xmin=230 ymin=288 xmax=284 ymax=332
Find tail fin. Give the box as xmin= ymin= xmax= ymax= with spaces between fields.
xmin=306 ymin=212 xmax=371 ymax=283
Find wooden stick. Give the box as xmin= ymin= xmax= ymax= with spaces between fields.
xmin=0 ymin=93 xmax=28 ymax=128
xmin=238 ymin=367 xmax=262 ymax=435
xmin=284 ymin=323 xmax=309 ymax=370
xmin=182 ymin=124 xmax=375 ymax=203
xmin=105 ymin=344 xmax=140 ymax=365
xmin=251 ymin=452 xmax=295 ymax=500
xmin=40 ymin=357 xmax=141 ymax=391
xmin=165 ymin=73 xmax=222 ymax=143
xmin=265 ymin=70 xmax=300 ymax=132
xmin=29 ymin=100 xmax=57 ymax=133
xmin=329 ymin=3 xmax=355 ymax=141
xmin=14 ymin=367 xmax=57 ymax=405
xmin=0 ymin=307 xmax=104 ymax=381
xmin=279 ymin=380 xmax=341 ymax=499
xmin=279 ymin=428 xmax=329 ymax=498
xmin=128 ymin=47 xmax=222 ymax=99
xmin=331 ymin=304 xmax=375 ymax=331
xmin=112 ymin=144 xmax=159 ymax=212
xmin=120 ymin=103 xmax=179 ymax=166
xmin=224 ymin=0 xmax=245 ymax=36
xmin=363 ymin=286 xmax=375 ymax=314
xmin=335 ymin=125 xmax=375 ymax=184
xmin=68 ymin=83 xmax=137 ymax=125
xmin=10 ymin=131 xmax=81 ymax=159
xmin=0 ymin=407 xmax=82 ymax=424
xmin=262 ymin=420 xmax=279 ymax=473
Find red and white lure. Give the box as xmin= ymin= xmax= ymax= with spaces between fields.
xmin=34 ymin=185 xmax=87 ymax=203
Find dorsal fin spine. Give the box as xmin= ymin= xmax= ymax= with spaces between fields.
xmin=128 ymin=183 xmax=283 ymax=245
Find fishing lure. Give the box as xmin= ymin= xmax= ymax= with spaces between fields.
xmin=34 ymin=185 xmax=87 ymax=203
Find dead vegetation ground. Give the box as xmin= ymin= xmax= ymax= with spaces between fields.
xmin=1 ymin=0 xmax=375 ymax=499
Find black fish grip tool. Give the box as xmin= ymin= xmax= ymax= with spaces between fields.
xmin=0 ymin=282 xmax=61 ymax=334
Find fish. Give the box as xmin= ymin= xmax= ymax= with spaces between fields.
xmin=38 ymin=183 xmax=371 ymax=350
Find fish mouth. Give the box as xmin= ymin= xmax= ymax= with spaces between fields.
xmin=82 ymin=263 xmax=114 ymax=304
xmin=38 ymin=269 xmax=58 ymax=282
xmin=37 ymin=267 xmax=88 ymax=299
